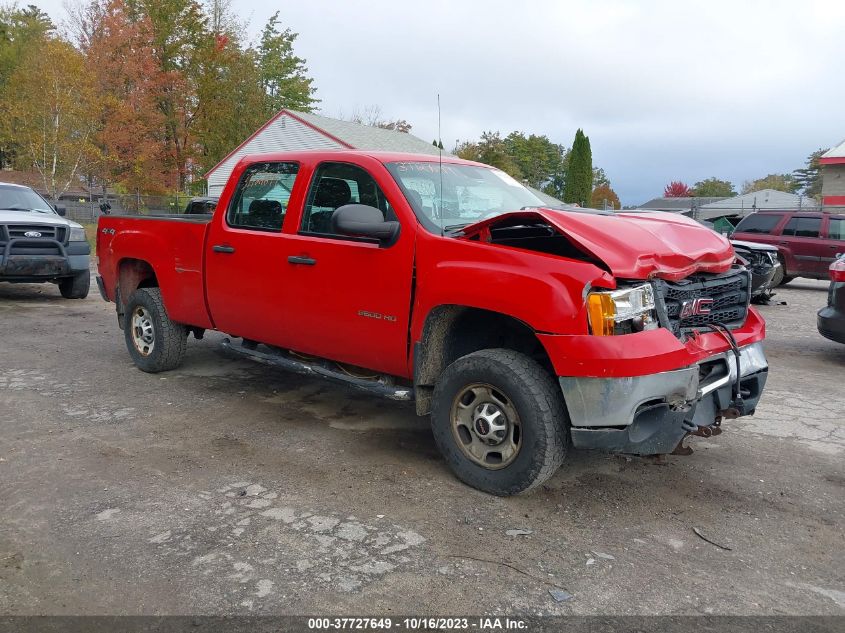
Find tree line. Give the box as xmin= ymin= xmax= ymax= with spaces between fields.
xmin=662 ymin=149 xmax=828 ymax=199
xmin=0 ymin=0 xmax=317 ymax=199
xmin=454 ymin=128 xmax=620 ymax=209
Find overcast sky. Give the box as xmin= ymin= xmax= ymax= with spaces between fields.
xmin=41 ymin=0 xmax=845 ymax=204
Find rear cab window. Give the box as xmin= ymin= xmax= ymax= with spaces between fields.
xmin=227 ymin=162 xmax=299 ymax=231
xmin=733 ymin=213 xmax=782 ymax=235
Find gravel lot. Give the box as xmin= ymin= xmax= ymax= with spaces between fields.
xmin=1 ymin=276 xmax=843 ymax=616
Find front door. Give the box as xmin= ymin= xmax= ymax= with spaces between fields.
xmin=280 ymin=161 xmax=415 ymax=378
xmin=205 ymin=161 xmax=304 ymax=346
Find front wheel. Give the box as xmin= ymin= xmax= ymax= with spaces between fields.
xmin=59 ymin=271 xmax=90 ymax=299
xmin=431 ymin=349 xmax=568 ymax=496
xmin=123 ymin=287 xmax=187 ymax=373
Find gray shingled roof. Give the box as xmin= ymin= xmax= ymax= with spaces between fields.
xmin=292 ymin=110 xmax=444 ymax=156
xmin=696 ymin=189 xmax=818 ymax=220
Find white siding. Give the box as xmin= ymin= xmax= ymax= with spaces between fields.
xmin=206 ymin=114 xmax=345 ymax=196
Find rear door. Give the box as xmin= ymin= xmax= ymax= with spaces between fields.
xmin=280 ymin=160 xmax=415 ymax=377
xmin=205 ymin=161 xmax=304 ymax=346
xmin=777 ymin=215 xmax=825 ymax=276
xmin=822 ymin=215 xmax=845 ymax=271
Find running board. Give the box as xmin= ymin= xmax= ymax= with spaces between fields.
xmin=219 ymin=338 xmax=414 ymax=401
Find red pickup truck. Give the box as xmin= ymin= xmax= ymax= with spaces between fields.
xmin=96 ymin=150 xmax=769 ymax=495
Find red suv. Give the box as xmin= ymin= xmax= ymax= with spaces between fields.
xmin=732 ymin=211 xmax=845 ymax=284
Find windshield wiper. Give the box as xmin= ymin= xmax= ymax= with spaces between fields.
xmin=443 ymin=223 xmax=471 ymax=235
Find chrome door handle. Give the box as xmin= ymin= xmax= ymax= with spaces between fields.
xmin=288 ymin=255 xmax=316 ymax=265
xmin=212 ymin=244 xmax=235 ymax=254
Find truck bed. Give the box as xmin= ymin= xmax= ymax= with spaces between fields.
xmin=97 ymin=214 xmax=214 ymax=329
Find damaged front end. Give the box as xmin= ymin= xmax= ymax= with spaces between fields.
xmin=458 ymin=208 xmax=768 ymax=456
xmin=560 ymin=342 xmax=768 ymax=455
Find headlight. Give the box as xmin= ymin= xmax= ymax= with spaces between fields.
xmin=69 ymin=227 xmax=87 ymax=242
xmin=587 ymin=284 xmax=658 ymax=335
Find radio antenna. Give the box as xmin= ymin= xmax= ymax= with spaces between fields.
xmin=438 ymin=93 xmax=444 ymax=236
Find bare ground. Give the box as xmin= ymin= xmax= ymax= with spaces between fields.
xmin=0 ymin=277 xmax=843 ymax=615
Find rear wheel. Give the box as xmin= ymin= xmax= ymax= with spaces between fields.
xmin=431 ymin=348 xmax=568 ymax=496
xmin=123 ymin=287 xmax=186 ymax=373
xmin=59 ymin=271 xmax=90 ymax=299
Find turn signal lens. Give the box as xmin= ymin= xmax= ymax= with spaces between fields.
xmin=587 ymin=292 xmax=616 ymax=336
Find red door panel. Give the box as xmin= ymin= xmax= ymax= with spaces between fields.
xmin=205 ymin=161 xmax=305 ymax=347
xmin=279 ymin=233 xmax=414 ymax=377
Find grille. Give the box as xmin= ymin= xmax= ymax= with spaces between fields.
xmin=0 ymin=224 xmax=67 ymax=255
xmin=653 ymin=266 xmax=751 ymax=337
xmin=0 ymin=224 xmax=66 ymax=244
xmin=3 ymin=224 xmax=66 ymax=242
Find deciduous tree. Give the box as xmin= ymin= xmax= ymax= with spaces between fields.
xmin=741 ymin=173 xmax=799 ymax=194
xmin=591 ymin=183 xmax=620 ymax=210
xmin=691 ymin=177 xmax=735 ymax=197
xmin=0 ymin=4 xmax=55 ymax=167
xmin=456 ymin=132 xmax=523 ymax=180
xmin=6 ymin=37 xmax=100 ymax=199
xmin=503 ymin=132 xmax=567 ymax=191
xmin=663 ymin=181 xmax=691 ymax=197
xmin=83 ymin=0 xmax=171 ymax=193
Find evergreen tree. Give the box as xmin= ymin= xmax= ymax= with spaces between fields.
xmin=793 ymin=149 xmax=828 ymax=198
xmin=258 ymin=11 xmax=318 ymax=115
xmin=563 ymin=129 xmax=592 ymax=206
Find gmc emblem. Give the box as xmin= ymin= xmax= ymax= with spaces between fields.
xmin=680 ymin=297 xmax=714 ymax=318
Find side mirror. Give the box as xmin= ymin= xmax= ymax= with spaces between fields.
xmin=55 ymin=204 xmax=66 ymax=216
xmin=331 ymin=204 xmax=399 ymax=244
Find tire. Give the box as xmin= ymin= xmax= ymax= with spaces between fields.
xmin=123 ymin=287 xmax=187 ymax=373
xmin=59 ymin=271 xmax=90 ymax=299
xmin=431 ymin=348 xmax=568 ymax=496
xmin=771 ymin=256 xmax=794 ymax=286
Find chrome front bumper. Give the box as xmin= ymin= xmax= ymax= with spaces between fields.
xmin=559 ymin=342 xmax=768 ymax=455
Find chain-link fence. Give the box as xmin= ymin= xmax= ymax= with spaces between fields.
xmin=60 ymin=193 xmax=196 ymax=222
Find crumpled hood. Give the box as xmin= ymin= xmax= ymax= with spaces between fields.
xmin=0 ymin=210 xmax=77 ymax=227
xmin=459 ymin=208 xmax=735 ymax=282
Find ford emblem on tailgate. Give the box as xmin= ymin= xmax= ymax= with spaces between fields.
xmin=24 ymin=230 xmax=42 ymax=238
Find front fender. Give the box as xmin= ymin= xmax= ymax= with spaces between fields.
xmin=411 ymin=235 xmax=610 ymax=344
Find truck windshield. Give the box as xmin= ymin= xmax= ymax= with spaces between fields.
xmin=0 ymin=185 xmax=56 ymax=214
xmin=385 ymin=161 xmax=544 ymax=233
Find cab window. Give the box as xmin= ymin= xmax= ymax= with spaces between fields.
xmin=227 ymin=162 xmax=299 ymax=231
xmin=300 ymin=162 xmax=395 ymax=236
